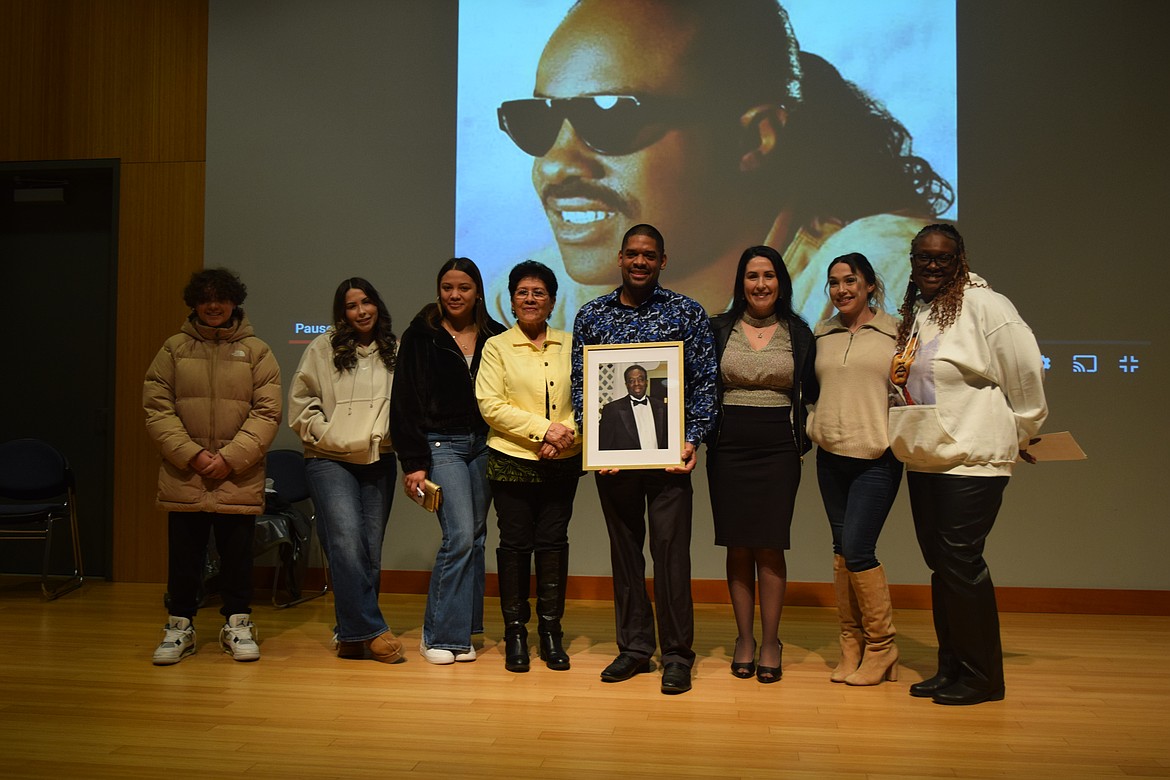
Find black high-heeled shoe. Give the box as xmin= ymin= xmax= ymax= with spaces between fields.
xmin=756 ymin=640 xmax=783 ymax=684
xmin=730 ymin=637 xmax=756 ymax=679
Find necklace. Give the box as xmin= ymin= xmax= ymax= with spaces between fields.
xmin=443 ymin=321 xmax=477 ymax=354
xmin=742 ymin=312 xmax=778 ymax=338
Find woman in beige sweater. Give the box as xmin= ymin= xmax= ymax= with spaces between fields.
xmin=808 ymin=252 xmax=902 ymax=686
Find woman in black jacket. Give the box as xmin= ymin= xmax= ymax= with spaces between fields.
xmin=706 ymin=246 xmax=818 ymax=683
xmin=390 ymin=257 xmax=505 ymax=664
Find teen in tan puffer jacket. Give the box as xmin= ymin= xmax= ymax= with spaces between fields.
xmin=143 ymin=268 xmax=281 ymax=666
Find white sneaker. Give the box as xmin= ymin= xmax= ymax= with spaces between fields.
xmin=419 ymin=639 xmax=455 ymax=665
xmin=219 ymin=614 xmax=260 ymax=661
xmin=153 ymin=616 xmax=196 ymax=665
xmin=454 ymin=646 xmax=477 ymax=662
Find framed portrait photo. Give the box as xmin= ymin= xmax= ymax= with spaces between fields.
xmin=582 ymin=342 xmax=684 ymax=470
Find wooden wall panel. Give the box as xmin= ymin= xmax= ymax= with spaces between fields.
xmin=0 ymin=0 xmax=206 ymax=163
xmin=2 ymin=0 xmax=208 ymax=580
xmin=111 ymin=161 xmax=206 ymax=582
xmin=155 ymin=0 xmax=208 ymax=161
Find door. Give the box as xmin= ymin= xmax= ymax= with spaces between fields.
xmin=0 ymin=159 xmax=118 ymax=578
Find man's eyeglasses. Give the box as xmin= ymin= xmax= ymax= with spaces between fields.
xmin=498 ymin=95 xmax=681 ymax=157
xmin=909 ymin=252 xmax=959 ymax=268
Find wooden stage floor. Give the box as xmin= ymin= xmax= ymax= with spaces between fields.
xmin=1 ymin=581 xmax=1168 ymax=779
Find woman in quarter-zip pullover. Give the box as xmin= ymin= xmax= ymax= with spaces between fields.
xmin=289 ymin=278 xmax=403 ymax=664
xmin=808 ymin=253 xmax=903 ymax=687
xmin=390 ymin=257 xmax=505 ymax=664
xmin=706 ymin=246 xmax=818 ymax=684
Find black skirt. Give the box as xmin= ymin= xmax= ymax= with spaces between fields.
xmin=707 ymin=405 xmax=800 ymax=549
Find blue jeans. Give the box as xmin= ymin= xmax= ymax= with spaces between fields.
xmin=305 ymin=455 xmax=397 ymax=642
xmin=424 ymin=430 xmax=490 ymax=652
xmin=816 ymin=447 xmax=903 ymax=572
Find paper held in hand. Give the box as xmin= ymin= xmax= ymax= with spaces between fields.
xmin=1022 ymin=431 xmax=1087 ymax=462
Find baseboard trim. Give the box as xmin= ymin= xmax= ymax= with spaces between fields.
xmin=261 ymin=568 xmax=1170 ymax=616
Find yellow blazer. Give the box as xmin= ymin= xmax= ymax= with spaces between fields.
xmin=475 ymin=324 xmax=581 ymax=461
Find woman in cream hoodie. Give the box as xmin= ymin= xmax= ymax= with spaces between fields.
xmin=889 ymin=224 xmax=1047 ymax=706
xmin=289 ymin=278 xmax=403 ymax=664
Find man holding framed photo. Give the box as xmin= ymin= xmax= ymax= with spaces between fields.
xmin=571 ymin=223 xmax=717 ymax=694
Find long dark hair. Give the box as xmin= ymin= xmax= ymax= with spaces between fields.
xmin=662 ymin=0 xmax=953 ymax=222
xmin=330 ymin=277 xmax=397 ymax=372
xmin=728 ymin=245 xmax=803 ymax=326
xmin=419 ymin=257 xmax=491 ymax=332
xmin=781 ymin=52 xmax=954 ymax=221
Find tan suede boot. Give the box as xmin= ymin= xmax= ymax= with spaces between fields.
xmin=844 ymin=564 xmax=899 ymax=685
xmin=831 ymin=554 xmax=864 ymax=683
xmin=367 ymin=630 xmax=405 ymax=664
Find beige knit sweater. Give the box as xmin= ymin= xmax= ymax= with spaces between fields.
xmin=806 ymin=309 xmax=899 ymax=460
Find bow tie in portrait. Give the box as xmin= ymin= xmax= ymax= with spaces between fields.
xmin=631 ymin=398 xmax=648 ymax=406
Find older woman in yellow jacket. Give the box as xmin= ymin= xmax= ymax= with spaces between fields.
xmin=475 ymin=261 xmax=581 ymax=673
xmin=144 ymin=268 xmax=281 ymax=665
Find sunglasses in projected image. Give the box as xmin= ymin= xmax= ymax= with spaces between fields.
xmin=498 ymin=95 xmax=689 ymax=157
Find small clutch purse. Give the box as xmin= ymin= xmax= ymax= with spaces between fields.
xmin=414 ymin=479 xmax=442 ymax=512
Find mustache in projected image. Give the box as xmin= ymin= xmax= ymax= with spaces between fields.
xmin=456 ymin=0 xmax=958 ymax=331
xmin=540 ymin=178 xmax=634 ymax=245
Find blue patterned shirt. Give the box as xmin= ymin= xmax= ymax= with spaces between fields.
xmin=572 ymin=285 xmax=717 ymax=444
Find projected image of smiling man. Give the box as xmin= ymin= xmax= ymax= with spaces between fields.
xmin=491 ymin=0 xmax=954 ymax=328
xmin=497 ymin=0 xmax=771 ymax=323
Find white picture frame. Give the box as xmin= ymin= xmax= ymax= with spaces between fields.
xmin=582 ymin=341 xmax=685 ymax=470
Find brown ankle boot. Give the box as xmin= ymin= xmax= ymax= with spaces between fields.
xmin=830 ymin=554 xmax=863 ymax=682
xmin=844 ymin=564 xmax=898 ymax=685
xmin=367 ymin=630 xmax=405 ymax=664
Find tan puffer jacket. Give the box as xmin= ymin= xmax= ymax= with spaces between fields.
xmin=143 ymin=312 xmax=282 ymax=514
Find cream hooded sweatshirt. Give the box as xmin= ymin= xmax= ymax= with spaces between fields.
xmin=288 ymin=329 xmax=394 ymax=464
xmin=888 ymin=274 xmax=1047 ymax=476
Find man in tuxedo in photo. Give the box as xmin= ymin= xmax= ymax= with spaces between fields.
xmin=597 ymin=364 xmax=668 ymax=450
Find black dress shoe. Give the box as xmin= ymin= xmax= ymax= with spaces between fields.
xmin=600 ymin=653 xmax=650 ymax=682
xmin=909 ymin=672 xmax=956 ymax=698
xmin=661 ymin=662 xmax=692 ymax=694
xmin=931 ymin=681 xmax=1005 ymax=706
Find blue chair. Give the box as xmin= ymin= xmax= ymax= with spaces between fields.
xmin=0 ymin=438 xmax=84 ymax=599
xmin=259 ymin=449 xmax=329 ymax=608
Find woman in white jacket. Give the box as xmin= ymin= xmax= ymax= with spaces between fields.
xmin=889 ymin=224 xmax=1047 ymax=705
xmin=289 ymin=278 xmax=403 ymax=663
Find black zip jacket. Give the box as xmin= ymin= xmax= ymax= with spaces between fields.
xmin=389 ymin=312 xmax=506 ymax=474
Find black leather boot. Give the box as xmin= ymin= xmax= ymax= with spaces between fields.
xmin=496 ymin=548 xmax=531 ymax=673
xmin=535 ymin=546 xmax=570 ymax=670
xmin=910 ymin=573 xmax=960 ymax=697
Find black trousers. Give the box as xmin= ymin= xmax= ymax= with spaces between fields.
xmin=596 ymin=469 xmax=695 ymax=667
xmin=908 ymin=472 xmax=1009 ymax=692
xmin=492 ymin=478 xmax=579 ymax=553
xmin=167 ymin=511 xmax=256 ymax=620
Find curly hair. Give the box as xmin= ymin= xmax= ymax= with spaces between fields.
xmin=330 ymin=277 xmax=397 ymax=372
xmin=183 ymin=267 xmax=247 ymax=308
xmin=895 ymin=223 xmax=985 ymax=350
